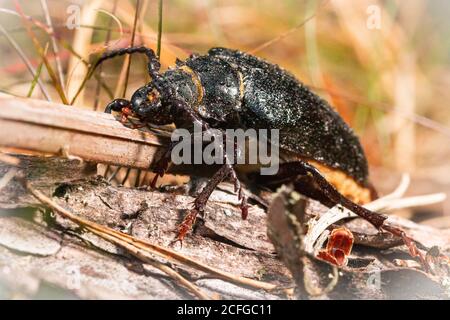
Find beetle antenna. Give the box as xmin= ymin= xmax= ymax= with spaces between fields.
xmin=92 ymin=46 xmax=161 ymax=80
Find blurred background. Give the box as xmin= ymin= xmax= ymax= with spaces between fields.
xmin=0 ymin=0 xmax=449 ymax=223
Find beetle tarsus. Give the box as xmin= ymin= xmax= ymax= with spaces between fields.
xmin=172 ymin=209 xmax=199 ymax=245
xmin=381 ymin=223 xmax=430 ymax=271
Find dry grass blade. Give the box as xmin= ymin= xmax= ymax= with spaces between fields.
xmin=0 ymin=8 xmax=115 ymax=102
xmin=93 ymin=0 xmax=119 ymax=110
xmin=249 ymin=0 xmax=330 ymax=54
xmin=66 ymin=0 xmax=104 ymax=107
xmin=27 ymin=42 xmax=48 ymax=98
xmin=120 ymin=0 xmax=141 ymax=98
xmin=13 ymin=0 xmax=69 ymax=104
xmin=156 ymin=0 xmax=163 ymax=57
xmin=39 ymin=0 xmax=65 ymax=92
xmin=60 ymin=44 xmax=114 ymax=101
xmin=0 ymin=23 xmax=51 ymax=101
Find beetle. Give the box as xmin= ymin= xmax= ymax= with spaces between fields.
xmin=94 ymin=46 xmax=428 ymax=267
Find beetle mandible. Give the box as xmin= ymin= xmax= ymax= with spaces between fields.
xmin=94 ymin=46 xmax=428 ymax=267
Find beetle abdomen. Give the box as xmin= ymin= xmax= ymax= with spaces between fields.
xmin=209 ymin=47 xmax=370 ymax=187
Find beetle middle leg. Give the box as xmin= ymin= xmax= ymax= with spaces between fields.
xmin=173 ymin=164 xmax=232 ymax=243
xmin=256 ymin=160 xmax=429 ymax=269
xmin=152 ymin=99 xmax=249 ymax=242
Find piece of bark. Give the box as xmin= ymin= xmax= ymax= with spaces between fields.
xmin=2 ymin=154 xmax=450 ymax=298
xmin=0 ymin=216 xmax=61 ymax=256
xmin=48 ymin=177 xmax=289 ymax=282
xmin=0 ymin=155 xmax=97 ymax=208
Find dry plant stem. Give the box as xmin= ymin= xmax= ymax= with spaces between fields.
xmin=39 ymin=0 xmax=65 ymax=92
xmin=122 ymin=0 xmax=141 ymax=98
xmin=24 ymin=182 xmax=276 ymax=292
xmin=157 ymin=0 xmax=163 ymax=57
xmin=65 ymin=0 xmax=104 ymax=106
xmin=14 ymin=1 xmax=69 ymax=104
xmin=27 ymin=43 xmax=48 ymax=98
xmin=8 ymin=7 xmax=117 ymax=102
xmin=249 ymin=0 xmax=330 ymax=54
xmin=93 ymin=0 xmax=118 ymax=111
xmin=0 ymin=168 xmax=18 ymax=191
xmin=0 ymin=23 xmax=51 ymax=101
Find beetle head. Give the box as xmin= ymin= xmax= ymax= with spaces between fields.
xmin=129 ymin=84 xmax=173 ymax=124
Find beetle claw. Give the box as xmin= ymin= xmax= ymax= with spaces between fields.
xmin=172 ymin=209 xmax=199 ymax=245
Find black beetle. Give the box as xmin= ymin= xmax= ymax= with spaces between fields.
xmin=95 ymin=46 xmax=427 ymax=266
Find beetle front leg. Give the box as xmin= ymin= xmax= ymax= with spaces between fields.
xmin=150 ymin=141 xmax=180 ymax=188
xmin=105 ymin=98 xmax=146 ymax=128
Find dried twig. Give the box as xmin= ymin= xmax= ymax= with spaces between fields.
xmin=0 ymin=94 xmax=166 ymax=169
xmin=39 ymin=0 xmax=65 ymax=92
xmin=0 ymin=168 xmax=18 ymax=191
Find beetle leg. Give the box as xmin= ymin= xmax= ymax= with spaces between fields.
xmin=172 ymin=164 xmax=232 ymax=244
xmin=165 ymin=99 xmax=249 ymax=239
xmin=105 ymin=98 xmax=130 ymax=114
xmin=150 ymin=141 xmax=179 ymax=188
xmin=259 ymin=161 xmax=387 ymax=228
xmin=381 ymin=224 xmax=429 ymax=271
xmin=258 ymin=161 xmax=430 ymax=269
xmin=229 ymin=166 xmax=249 ymax=219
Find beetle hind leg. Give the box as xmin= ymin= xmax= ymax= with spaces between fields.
xmin=257 ymin=160 xmax=431 ymax=269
